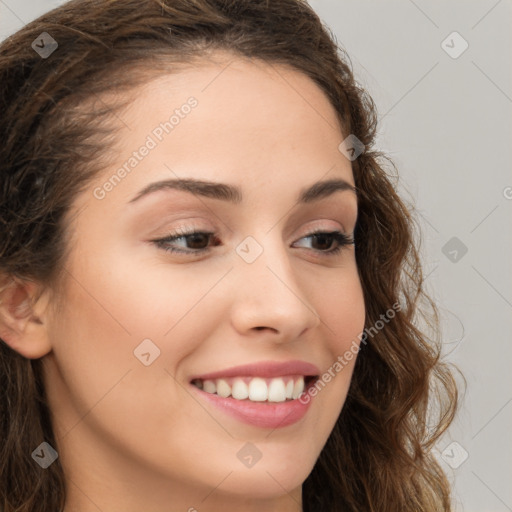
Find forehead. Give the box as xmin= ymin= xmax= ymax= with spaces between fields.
xmin=68 ymin=53 xmax=355 ymax=221
xmin=118 ymin=53 xmax=345 ymax=156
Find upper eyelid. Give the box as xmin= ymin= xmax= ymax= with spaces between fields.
xmin=156 ymin=226 xmax=352 ymax=240
xmin=154 ymin=228 xmax=354 ymax=250
xmin=151 ymin=214 xmax=352 ymax=237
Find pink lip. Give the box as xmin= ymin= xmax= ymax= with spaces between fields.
xmin=191 ymin=388 xmax=314 ymax=428
xmin=189 ymin=359 xmax=320 ymax=381
xmin=188 ymin=360 xmax=320 ymax=429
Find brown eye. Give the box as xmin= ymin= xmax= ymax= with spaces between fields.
xmin=153 ymin=231 xmax=219 ymax=254
xmin=293 ymin=231 xmax=354 ymax=256
xmin=182 ymin=233 xmax=211 ymax=250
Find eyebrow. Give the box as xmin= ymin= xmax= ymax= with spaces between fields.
xmin=128 ymin=177 xmax=357 ymax=205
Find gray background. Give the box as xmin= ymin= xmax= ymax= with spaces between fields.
xmin=1 ymin=1 xmax=511 ymax=510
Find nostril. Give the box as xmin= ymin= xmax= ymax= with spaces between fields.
xmin=252 ymin=326 xmax=279 ymax=333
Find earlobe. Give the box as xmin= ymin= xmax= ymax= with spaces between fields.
xmin=0 ymin=276 xmax=52 ymax=359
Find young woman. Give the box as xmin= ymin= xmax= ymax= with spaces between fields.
xmin=0 ymin=0 xmax=459 ymax=511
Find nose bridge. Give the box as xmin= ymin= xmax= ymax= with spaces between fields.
xmin=230 ymin=231 xmax=320 ymax=336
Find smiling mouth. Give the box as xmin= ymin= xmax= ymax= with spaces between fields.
xmin=190 ymin=375 xmax=318 ymax=403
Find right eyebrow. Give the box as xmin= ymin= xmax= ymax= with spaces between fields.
xmin=127 ymin=177 xmax=357 ymax=205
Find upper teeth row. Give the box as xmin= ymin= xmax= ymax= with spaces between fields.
xmin=195 ymin=376 xmax=306 ymax=402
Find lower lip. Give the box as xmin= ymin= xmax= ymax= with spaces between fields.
xmin=190 ymin=384 xmax=314 ymax=429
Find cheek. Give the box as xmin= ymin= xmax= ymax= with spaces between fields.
xmin=61 ymin=240 xmax=223 ymax=353
xmin=45 ymin=264 xmax=200 ymax=473
xmin=316 ymin=269 xmax=365 ymax=403
xmin=45 ymin=243 xmax=232 ymax=435
xmin=314 ymin=262 xmax=366 ymax=349
xmin=44 ymin=270 xmax=136 ymax=437
xmin=293 ymin=263 xmax=365 ymax=427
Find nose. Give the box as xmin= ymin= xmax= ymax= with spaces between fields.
xmin=229 ymin=234 xmax=322 ymax=342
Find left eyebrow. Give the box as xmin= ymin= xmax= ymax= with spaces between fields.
xmin=127 ymin=177 xmax=357 ymax=205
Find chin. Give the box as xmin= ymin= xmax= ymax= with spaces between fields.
xmin=226 ymin=445 xmax=317 ymax=496
xmin=220 ymin=465 xmax=311 ymax=499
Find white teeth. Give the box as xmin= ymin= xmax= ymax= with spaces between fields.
xmin=231 ymin=378 xmax=249 ymax=400
xmin=292 ymin=377 xmax=305 ymax=399
xmin=194 ymin=375 xmax=308 ymax=403
xmin=216 ymin=379 xmax=231 ymax=398
xmin=268 ymin=378 xmax=287 ymax=402
xmin=203 ymin=380 xmax=216 ymax=394
xmin=248 ymin=377 xmax=268 ymax=401
xmin=285 ymin=379 xmax=294 ymax=399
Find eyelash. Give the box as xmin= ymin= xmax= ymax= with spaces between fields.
xmin=152 ymin=228 xmax=355 ymax=258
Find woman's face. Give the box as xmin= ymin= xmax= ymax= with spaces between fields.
xmin=42 ymin=53 xmax=366 ymax=511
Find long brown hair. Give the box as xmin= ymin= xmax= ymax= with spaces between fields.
xmin=0 ymin=0 xmax=459 ymax=510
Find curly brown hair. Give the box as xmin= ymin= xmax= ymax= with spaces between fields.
xmin=0 ymin=0 xmax=459 ymax=510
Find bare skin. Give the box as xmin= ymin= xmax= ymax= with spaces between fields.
xmin=1 ymin=52 xmax=365 ymax=512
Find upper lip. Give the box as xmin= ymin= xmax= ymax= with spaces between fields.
xmin=190 ymin=360 xmax=320 ymax=381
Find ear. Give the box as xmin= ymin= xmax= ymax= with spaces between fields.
xmin=0 ymin=275 xmax=53 ymax=359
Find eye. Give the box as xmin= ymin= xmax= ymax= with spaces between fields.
xmin=152 ymin=229 xmax=219 ymax=255
xmin=151 ymin=229 xmax=354 ymax=257
xmin=292 ymin=231 xmax=354 ymax=255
